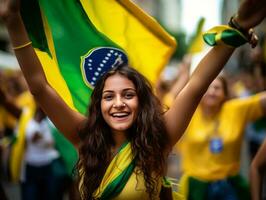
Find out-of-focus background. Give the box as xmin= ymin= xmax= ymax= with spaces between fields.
xmin=0 ymin=0 xmax=265 ymax=199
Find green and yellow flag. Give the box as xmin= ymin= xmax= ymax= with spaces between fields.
xmin=82 ymin=0 xmax=177 ymax=85
xmin=11 ymin=0 xmax=176 ymax=181
xmin=187 ymin=17 xmax=205 ymax=54
xmin=21 ymin=0 xmax=176 ymax=114
xmin=21 ymin=0 xmax=128 ymax=114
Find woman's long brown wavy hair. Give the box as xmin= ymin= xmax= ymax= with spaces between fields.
xmin=77 ymin=65 xmax=169 ymax=199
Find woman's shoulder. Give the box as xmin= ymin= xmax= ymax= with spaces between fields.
xmin=224 ymin=93 xmax=263 ymax=108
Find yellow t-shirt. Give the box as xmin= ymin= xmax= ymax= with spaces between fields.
xmin=113 ymin=171 xmax=161 ymax=200
xmin=113 ymin=171 xmax=184 ymax=200
xmin=4 ymin=91 xmax=35 ymax=128
xmin=163 ymin=93 xmax=175 ymax=108
xmin=177 ymin=94 xmax=264 ymax=181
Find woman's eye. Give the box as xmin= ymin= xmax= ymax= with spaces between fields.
xmin=103 ymin=95 xmax=113 ymax=100
xmin=124 ymin=93 xmax=135 ymax=99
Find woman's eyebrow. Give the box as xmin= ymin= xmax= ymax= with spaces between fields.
xmin=102 ymin=90 xmax=114 ymax=94
xmin=103 ymin=88 xmax=136 ymax=93
xmin=123 ymin=88 xmax=136 ymax=92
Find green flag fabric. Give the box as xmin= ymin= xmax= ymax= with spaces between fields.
xmin=21 ymin=0 xmax=128 ymax=114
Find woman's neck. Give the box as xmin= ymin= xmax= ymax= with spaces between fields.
xmin=201 ymin=104 xmax=221 ymax=118
xmin=109 ymin=131 xmax=127 ymax=159
xmin=112 ymin=131 xmax=127 ymax=149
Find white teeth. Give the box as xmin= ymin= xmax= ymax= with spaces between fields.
xmin=112 ymin=113 xmax=129 ymax=117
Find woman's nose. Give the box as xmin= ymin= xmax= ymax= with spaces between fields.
xmin=112 ymin=98 xmax=126 ymax=108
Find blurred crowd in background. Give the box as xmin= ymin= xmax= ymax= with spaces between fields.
xmin=0 ymin=0 xmax=266 ymax=199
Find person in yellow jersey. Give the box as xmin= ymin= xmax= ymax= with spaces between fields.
xmin=1 ymin=0 xmax=266 ymax=199
xmin=3 ymin=71 xmax=34 ymax=132
xmin=0 ymin=107 xmax=8 ymax=200
xmin=177 ymin=76 xmax=266 ymax=200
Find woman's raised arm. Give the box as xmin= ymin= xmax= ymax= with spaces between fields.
xmin=164 ymin=0 xmax=266 ymax=146
xmin=0 ymin=0 xmax=86 ymax=145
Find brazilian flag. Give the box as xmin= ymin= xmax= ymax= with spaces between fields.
xmin=9 ymin=0 xmax=176 ymax=182
xmin=21 ymin=0 xmax=129 ymax=113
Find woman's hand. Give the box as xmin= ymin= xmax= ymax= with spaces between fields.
xmin=0 ymin=0 xmax=20 ymax=26
xmin=236 ymin=0 xmax=266 ymax=30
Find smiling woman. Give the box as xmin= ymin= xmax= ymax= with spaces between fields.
xmin=77 ymin=65 xmax=168 ymax=199
xmin=0 ymin=0 xmax=266 ymax=199
xmin=101 ymin=73 xmax=139 ymax=135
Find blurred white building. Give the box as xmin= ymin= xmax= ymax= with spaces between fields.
xmin=133 ymin=0 xmax=240 ymax=35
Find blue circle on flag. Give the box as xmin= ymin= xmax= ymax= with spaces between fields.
xmin=81 ymin=47 xmax=128 ymax=87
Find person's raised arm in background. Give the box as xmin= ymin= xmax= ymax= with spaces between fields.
xmin=164 ymin=0 xmax=266 ymax=146
xmin=0 ymin=0 xmax=86 ymax=146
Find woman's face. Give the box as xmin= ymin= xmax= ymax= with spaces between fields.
xmin=201 ymin=78 xmax=226 ymax=108
xmin=101 ymin=73 xmax=139 ymax=134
